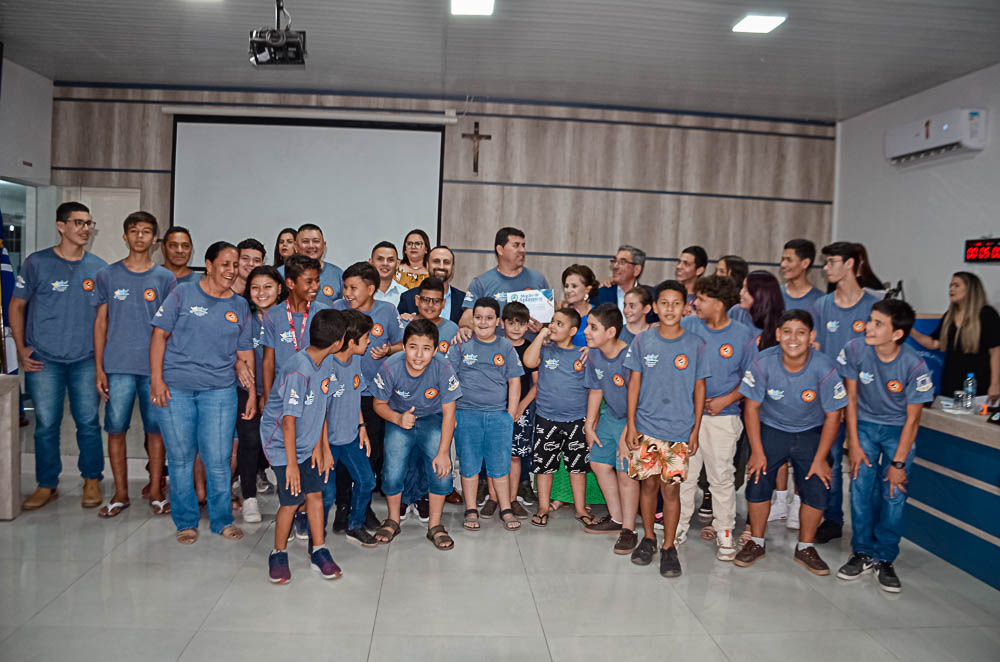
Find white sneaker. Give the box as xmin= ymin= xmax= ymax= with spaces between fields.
xmin=716 ymin=529 xmax=737 ymax=561
xmin=786 ymin=496 xmax=801 ymax=530
xmin=243 ymin=497 xmax=262 ymax=523
xmin=674 ymin=529 xmax=688 ymax=545
xmin=768 ymin=498 xmax=788 ymax=522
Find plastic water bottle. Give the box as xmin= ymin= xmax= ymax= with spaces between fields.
xmin=963 ymin=373 xmax=977 ymax=410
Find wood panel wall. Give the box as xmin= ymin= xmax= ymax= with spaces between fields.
xmin=50 ymin=85 xmax=835 ymax=292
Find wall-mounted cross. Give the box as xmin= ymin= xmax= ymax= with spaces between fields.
xmin=461 ymin=121 xmax=491 ymax=174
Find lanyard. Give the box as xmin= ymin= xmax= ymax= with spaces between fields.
xmin=285 ymin=300 xmax=310 ymax=352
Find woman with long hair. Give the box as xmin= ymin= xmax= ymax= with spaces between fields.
xmin=911 ymin=271 xmax=999 ymax=402
xmin=562 ymin=263 xmax=599 ymax=347
xmin=272 ymin=228 xmax=297 ymax=268
xmin=394 ymin=228 xmax=431 ymax=289
xmin=732 ymin=271 xmax=785 ymax=350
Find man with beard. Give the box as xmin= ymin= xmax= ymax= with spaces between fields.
xmin=397 ymin=246 xmax=466 ymax=323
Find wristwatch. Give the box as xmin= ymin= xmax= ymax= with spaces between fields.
xmin=890 ymin=460 xmax=906 ymax=470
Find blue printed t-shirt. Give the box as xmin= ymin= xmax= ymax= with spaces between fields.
xmin=372 ymin=352 xmax=462 ymax=418
xmin=152 ymin=282 xmax=253 ymax=391
xmin=176 ymin=271 xmax=201 ymax=285
xmin=262 ymin=300 xmax=331 ymax=373
xmin=13 ymin=248 xmax=108 ymax=363
xmin=811 ymin=291 xmax=879 ymax=360
xmin=463 ymin=267 xmax=550 ymax=313
xmin=92 ymin=261 xmax=176 ymax=376
xmin=333 ymin=298 xmax=405 ymax=396
xmin=739 ymin=346 xmax=847 ymax=433
xmin=838 ymin=338 xmax=935 ymax=426
xmin=535 ymin=344 xmax=588 ymax=422
xmin=623 ymin=328 xmax=710 ymax=441
xmin=447 ymin=335 xmax=523 ymax=411
xmin=278 ymin=261 xmax=343 ymax=307
xmin=259 ymin=351 xmax=332 ymax=465
xmin=728 ymin=304 xmax=755 ymax=330
xmin=681 ymin=316 xmax=756 ymax=416
xmin=782 ymin=285 xmax=824 ymax=312
xmin=408 ymin=317 xmax=460 ymax=356
xmin=325 ymin=354 xmax=367 ymax=445
xmin=619 ymin=326 xmax=636 ymax=347
xmin=583 ymin=344 xmax=631 ymax=419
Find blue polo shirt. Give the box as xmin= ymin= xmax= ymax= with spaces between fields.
xmin=782 ymin=284 xmax=824 ymax=312
xmin=447 ymin=335 xmax=523 ymax=411
xmin=838 ymin=338 xmax=935 ymax=426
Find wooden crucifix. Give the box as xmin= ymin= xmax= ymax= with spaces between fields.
xmin=461 ymin=121 xmax=491 ymax=174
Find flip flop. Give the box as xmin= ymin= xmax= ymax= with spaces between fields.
xmin=98 ymin=501 xmax=130 ymax=518
xmin=151 ymin=499 xmax=171 ymax=515
xmin=531 ymin=513 xmax=549 ymax=527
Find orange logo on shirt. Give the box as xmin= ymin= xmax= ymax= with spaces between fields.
xmin=353 ymin=375 xmax=361 ymax=389
xmin=573 ymin=360 xmax=584 ymax=372
xmin=755 ymin=335 xmax=761 ymax=348
xmin=719 ymin=344 xmax=734 ymax=358
xmin=852 ymin=320 xmax=866 ymax=333
xmin=612 ymin=373 xmax=625 ymax=387
xmin=887 ymin=380 xmax=903 ymax=393
xmin=322 ymin=285 xmax=334 ymax=297
xmin=143 ymin=288 xmax=156 ymax=301
xmin=372 ymin=323 xmax=384 ymax=337
xmin=424 ymin=388 xmax=439 ymax=399
xmin=321 ymin=378 xmax=330 ymax=394
xmin=439 ymin=341 xmax=450 ymax=354
xmin=801 ymin=389 xmax=817 ymax=402
xmin=225 ymin=311 xmax=239 ymax=323
xmin=82 ymin=279 xmax=95 ymax=292
xmin=494 ymin=353 xmax=505 ymax=367
xmin=674 ymin=354 xmax=689 ymax=370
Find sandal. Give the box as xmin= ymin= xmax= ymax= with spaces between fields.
xmin=463 ymin=509 xmax=481 ymax=531
xmin=221 ymin=525 xmax=244 ymax=540
xmin=531 ymin=513 xmax=549 ymax=527
xmin=97 ymin=501 xmax=130 ymax=518
xmin=575 ymin=513 xmax=596 ymax=527
xmin=500 ymin=509 xmax=521 ymax=531
xmin=700 ymin=525 xmax=715 ymax=541
xmin=425 ymin=524 xmax=454 ymax=551
xmin=151 ymin=499 xmax=170 ymax=515
xmin=176 ymin=529 xmax=199 ymax=545
xmin=375 ymin=518 xmax=401 ymax=544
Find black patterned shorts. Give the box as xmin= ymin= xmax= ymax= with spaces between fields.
xmin=512 ymin=402 xmax=536 ymax=459
xmin=532 ymin=415 xmax=589 ymax=474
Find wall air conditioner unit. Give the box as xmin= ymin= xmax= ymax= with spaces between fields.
xmin=884 ymin=108 xmax=987 ymax=166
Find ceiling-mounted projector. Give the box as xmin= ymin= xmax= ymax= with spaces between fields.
xmin=249 ymin=0 xmax=306 ymax=66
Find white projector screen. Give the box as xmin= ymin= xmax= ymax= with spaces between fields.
xmin=172 ymin=118 xmax=443 ymax=268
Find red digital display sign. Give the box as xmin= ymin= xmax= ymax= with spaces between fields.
xmin=965 ymin=238 xmax=1000 ymax=263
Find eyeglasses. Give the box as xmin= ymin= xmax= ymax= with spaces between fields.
xmin=609 ymin=258 xmax=635 ymax=267
xmin=61 ymin=219 xmax=97 ymax=229
xmin=406 ymin=241 xmax=426 ymax=249
xmin=417 ymin=295 xmax=444 ymax=305
xmin=823 ymin=258 xmax=843 ymax=268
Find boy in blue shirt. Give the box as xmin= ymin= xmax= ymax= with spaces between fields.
xmin=448 ymin=297 xmax=524 ymax=531
xmin=322 ymin=309 xmax=379 ymax=548
xmin=676 ymin=276 xmax=755 ymax=560
xmin=502 ymin=301 xmax=538 ymax=512
xmin=623 ymin=281 xmax=709 ymax=577
xmin=93 ymin=211 xmax=176 ymax=518
xmin=260 ymin=310 xmax=344 ymax=584
xmin=736 ymin=310 xmax=847 ymax=575
xmin=11 ymin=201 xmax=108 ymax=510
xmin=523 ymin=308 xmax=592 ymax=528
xmin=331 ymin=262 xmax=404 ymax=532
xmin=811 ymin=242 xmax=880 ymax=543
xmin=582 ymin=303 xmax=631 ymax=539
xmin=780 ymin=239 xmax=823 ymax=312
xmin=836 ymin=300 xmax=934 ymax=592
xmin=372 ymin=319 xmax=463 ymax=550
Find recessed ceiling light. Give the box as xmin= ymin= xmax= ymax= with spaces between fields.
xmin=451 ymin=0 xmax=494 ymax=16
xmin=732 ymin=14 xmax=786 ymax=33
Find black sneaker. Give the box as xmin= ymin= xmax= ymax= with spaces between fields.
xmin=517 ymin=481 xmax=537 ymax=506
xmin=614 ymin=529 xmax=638 ymax=555
xmin=364 ymin=507 xmax=380 ymax=531
xmin=814 ymin=520 xmax=843 ymax=544
xmin=415 ymin=498 xmax=430 ymax=523
xmin=345 ymin=527 xmax=379 ymax=548
xmin=476 ymin=481 xmax=489 ymax=507
xmin=332 ymin=505 xmax=349 ymax=533
xmin=875 ymin=562 xmax=902 ymax=593
xmin=399 ymin=503 xmax=410 ymax=522
xmin=837 ymin=552 xmax=874 ymax=580
xmin=697 ymin=491 xmax=713 ymax=520
xmin=293 ymin=510 xmax=310 ymax=540
xmin=659 ymin=546 xmax=682 ymax=578
xmin=630 ymin=537 xmax=657 ymax=566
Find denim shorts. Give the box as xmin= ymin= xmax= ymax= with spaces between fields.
xmin=455 ymin=409 xmax=514 ymax=479
xmin=382 ymin=414 xmax=453 ymax=497
xmin=104 ymin=373 xmax=160 ymax=435
xmin=591 ymin=406 xmax=625 ymax=467
xmin=744 ymin=423 xmax=828 ymax=511
xmin=273 ymin=459 xmax=325 ymax=507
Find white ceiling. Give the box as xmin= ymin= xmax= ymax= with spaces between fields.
xmin=2 ymin=0 xmax=999 ymax=121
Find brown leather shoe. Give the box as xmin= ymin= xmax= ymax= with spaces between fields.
xmin=445 ymin=489 xmax=463 ymax=505
xmin=81 ymin=479 xmax=103 ymax=508
xmin=794 ymin=545 xmax=830 ymax=576
xmin=23 ymin=487 xmax=58 ymax=510
xmin=733 ymin=540 xmax=766 ymax=567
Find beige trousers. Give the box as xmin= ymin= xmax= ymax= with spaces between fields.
xmin=678 ymin=414 xmax=743 ymax=535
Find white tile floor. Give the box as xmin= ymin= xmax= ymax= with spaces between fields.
xmin=1 ymin=477 xmax=998 ymax=662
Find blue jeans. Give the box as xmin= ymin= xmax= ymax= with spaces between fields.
xmin=402 ymin=453 xmax=428 ymax=504
xmin=322 ymin=436 xmax=376 ymax=531
xmin=455 ymin=409 xmax=514 ymax=478
xmin=382 ymin=414 xmax=452 ymax=497
xmin=104 ymin=374 xmax=160 ymax=435
xmin=25 ymin=356 xmax=103 ymax=488
xmin=156 ymin=387 xmax=237 ymax=533
xmin=850 ymin=420 xmax=915 ymax=563
xmin=824 ymin=424 xmax=847 ymax=525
